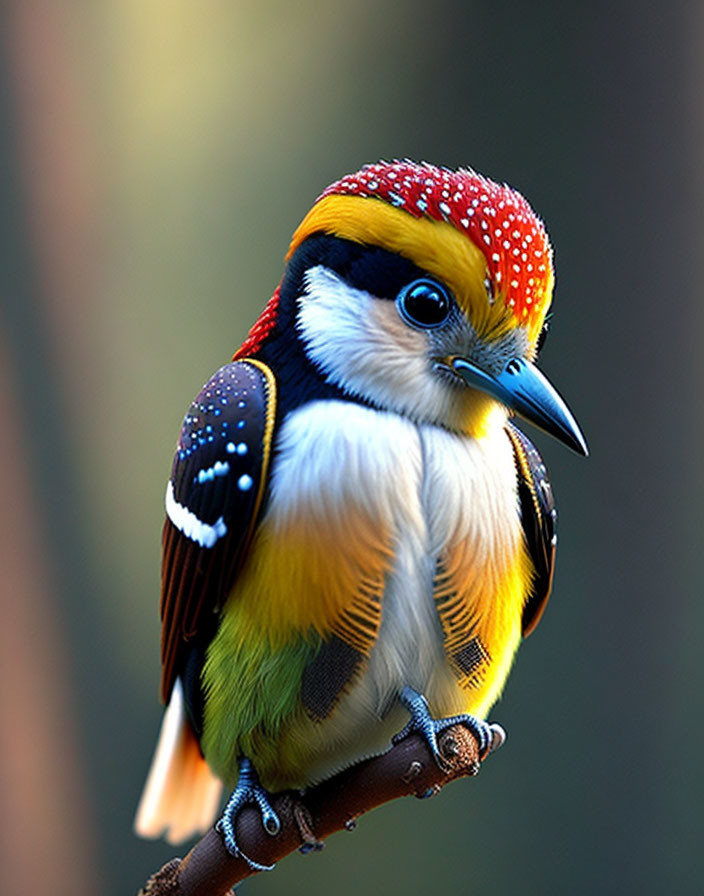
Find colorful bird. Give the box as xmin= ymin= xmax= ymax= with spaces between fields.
xmin=135 ymin=160 xmax=587 ymax=864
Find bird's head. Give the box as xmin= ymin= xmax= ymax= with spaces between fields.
xmin=239 ymin=160 xmax=587 ymax=454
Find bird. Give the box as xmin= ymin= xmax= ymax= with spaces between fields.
xmin=134 ymin=159 xmax=587 ymax=864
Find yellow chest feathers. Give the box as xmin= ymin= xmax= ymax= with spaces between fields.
xmin=227 ymin=400 xmax=531 ymax=717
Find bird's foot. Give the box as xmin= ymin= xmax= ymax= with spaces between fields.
xmin=392 ymin=686 xmax=506 ymax=766
xmin=215 ymin=757 xmax=281 ymax=872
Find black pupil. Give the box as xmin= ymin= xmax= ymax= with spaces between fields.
xmin=401 ymin=281 xmax=449 ymax=327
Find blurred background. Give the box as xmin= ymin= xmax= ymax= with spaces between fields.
xmin=1 ymin=1 xmax=702 ymax=893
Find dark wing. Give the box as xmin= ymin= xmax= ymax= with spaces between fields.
xmin=160 ymin=359 xmax=276 ymax=702
xmin=506 ymin=423 xmax=557 ymax=637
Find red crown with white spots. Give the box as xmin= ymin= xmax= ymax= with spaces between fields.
xmin=319 ymin=160 xmax=553 ymax=326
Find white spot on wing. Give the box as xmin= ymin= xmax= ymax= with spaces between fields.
xmin=196 ymin=460 xmax=230 ymax=483
xmin=165 ymin=481 xmax=227 ymax=547
xmin=237 ymin=474 xmax=253 ymax=491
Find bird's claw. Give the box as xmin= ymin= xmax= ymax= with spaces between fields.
xmin=216 ymin=757 xmax=280 ymax=871
xmin=392 ymin=686 xmax=505 ymax=764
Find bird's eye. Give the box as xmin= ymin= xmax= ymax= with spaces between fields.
xmin=396 ymin=279 xmax=452 ymax=329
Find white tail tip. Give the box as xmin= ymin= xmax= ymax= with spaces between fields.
xmin=134 ymin=680 xmax=222 ymax=844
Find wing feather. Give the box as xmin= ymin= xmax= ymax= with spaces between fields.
xmin=506 ymin=423 xmax=557 ymax=637
xmin=159 ymin=359 xmax=276 ymax=702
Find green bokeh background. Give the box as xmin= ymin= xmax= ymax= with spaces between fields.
xmin=2 ymin=2 xmax=702 ymax=894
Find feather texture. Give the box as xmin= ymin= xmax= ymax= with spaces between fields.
xmin=159 ymin=360 xmax=276 ymax=704
xmin=200 ymin=401 xmax=531 ymax=790
xmin=134 ymin=681 xmax=222 ymax=844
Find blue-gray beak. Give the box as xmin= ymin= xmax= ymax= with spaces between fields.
xmin=450 ymin=356 xmax=588 ymax=456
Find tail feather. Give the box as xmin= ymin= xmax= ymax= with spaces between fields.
xmin=134 ymin=679 xmax=222 ymax=844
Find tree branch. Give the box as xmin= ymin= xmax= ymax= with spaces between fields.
xmin=139 ymin=723 xmax=498 ymax=895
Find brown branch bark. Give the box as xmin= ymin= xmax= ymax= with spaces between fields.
xmin=138 ymin=724 xmax=498 ymax=895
